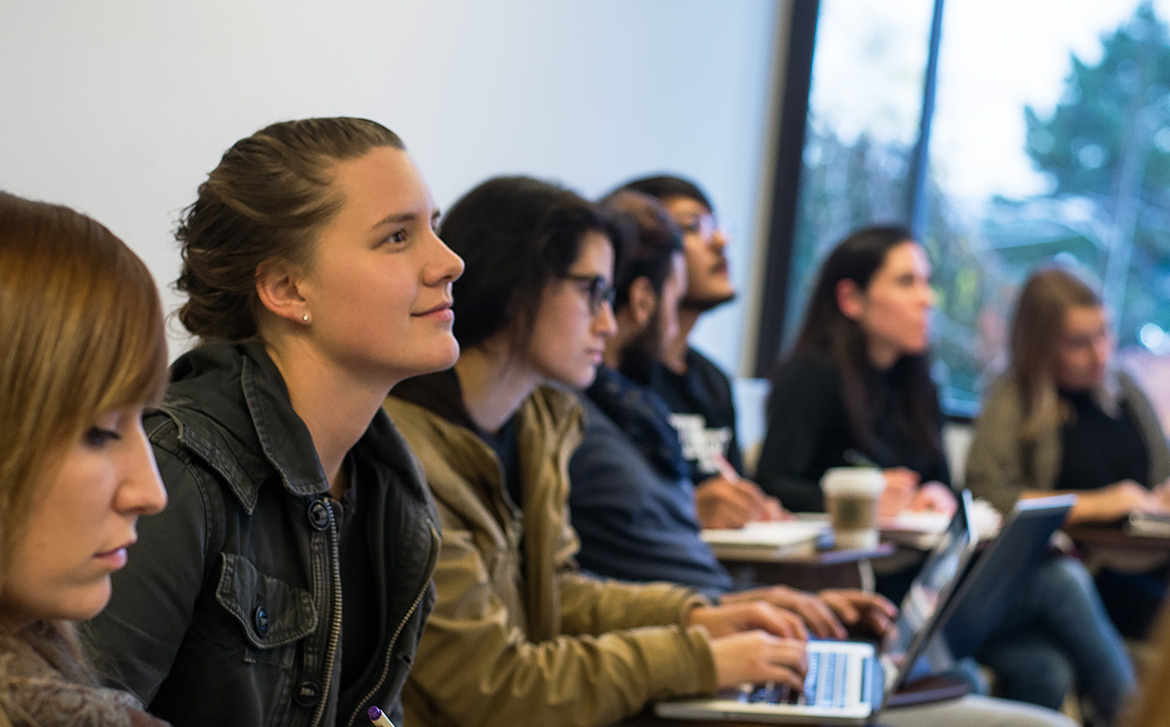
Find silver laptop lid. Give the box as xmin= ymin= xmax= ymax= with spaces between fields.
xmin=880 ymin=488 xmax=980 ymax=696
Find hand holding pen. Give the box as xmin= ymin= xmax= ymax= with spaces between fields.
xmin=695 ymin=453 xmax=790 ymax=529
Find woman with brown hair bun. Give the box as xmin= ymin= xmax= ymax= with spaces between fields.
xmin=84 ymin=117 xmax=464 ymax=727
xmin=967 ymin=266 xmax=1170 ymax=640
xmin=0 ymin=191 xmax=169 ymax=726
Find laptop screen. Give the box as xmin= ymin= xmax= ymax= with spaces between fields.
xmin=881 ymin=489 xmax=977 ymax=689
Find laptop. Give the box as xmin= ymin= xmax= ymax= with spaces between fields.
xmin=655 ymin=490 xmax=980 ymax=726
xmin=938 ymin=494 xmax=1076 ymax=660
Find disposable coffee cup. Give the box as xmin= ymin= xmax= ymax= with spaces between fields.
xmin=821 ymin=467 xmax=885 ymax=549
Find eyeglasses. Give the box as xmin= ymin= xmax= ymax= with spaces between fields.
xmin=562 ymin=273 xmax=616 ymax=315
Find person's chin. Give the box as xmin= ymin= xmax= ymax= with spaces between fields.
xmin=64 ymin=582 xmax=113 ymax=622
xmin=566 ymin=364 xmax=599 ymax=390
xmin=421 ymin=339 xmax=461 ymax=373
xmin=685 ymin=289 xmax=735 ymax=312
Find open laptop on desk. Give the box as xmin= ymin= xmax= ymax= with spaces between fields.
xmin=654 ymin=490 xmax=980 ymax=726
xmin=939 ymin=494 xmax=1076 ymax=660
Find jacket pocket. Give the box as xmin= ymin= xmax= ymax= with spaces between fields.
xmin=215 ymin=553 xmax=318 ymax=665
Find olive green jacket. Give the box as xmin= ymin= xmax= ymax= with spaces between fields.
xmin=966 ymin=370 xmax=1170 ymax=513
xmin=385 ymin=381 xmax=716 ymax=727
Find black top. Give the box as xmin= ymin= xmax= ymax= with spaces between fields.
xmin=1055 ymin=389 xmax=1150 ymax=491
xmin=337 ymin=454 xmax=377 ymax=689
xmin=652 ymin=347 xmax=745 ymax=482
xmin=755 ymin=352 xmax=949 ymax=512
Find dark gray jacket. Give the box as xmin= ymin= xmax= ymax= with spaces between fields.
xmin=85 ymin=342 xmax=439 ymax=727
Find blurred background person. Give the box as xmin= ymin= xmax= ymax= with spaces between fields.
xmin=755 ymin=226 xmax=1135 ymax=724
xmin=966 ymin=266 xmax=1170 ymax=640
xmin=616 ymin=174 xmax=781 ymax=529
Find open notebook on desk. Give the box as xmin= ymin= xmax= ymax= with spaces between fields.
xmin=700 ymin=519 xmax=831 ymax=561
xmin=655 ymin=491 xmax=980 ymax=726
xmin=879 ymin=498 xmax=1002 ymax=549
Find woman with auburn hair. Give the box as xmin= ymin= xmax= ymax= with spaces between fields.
xmin=966 ymin=266 xmax=1170 ymax=639
xmin=84 ymin=117 xmax=463 ymax=727
xmin=756 ymin=228 xmax=1135 ymax=724
xmin=386 ymin=176 xmax=812 ymax=727
xmin=0 ymin=191 xmax=169 ymax=725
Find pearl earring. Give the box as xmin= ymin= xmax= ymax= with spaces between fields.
xmin=301 ymin=313 xmax=310 ymax=323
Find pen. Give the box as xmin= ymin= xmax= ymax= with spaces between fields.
xmin=713 ymin=452 xmax=740 ymax=482
xmin=368 ymin=706 xmax=395 ymax=727
xmin=843 ymin=448 xmax=878 ymax=468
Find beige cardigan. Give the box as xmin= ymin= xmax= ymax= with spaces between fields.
xmin=966 ymin=370 xmax=1170 ymax=514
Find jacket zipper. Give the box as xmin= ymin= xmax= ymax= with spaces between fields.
xmin=342 ymin=521 xmax=440 ymax=727
xmin=311 ymin=501 xmax=343 ymax=727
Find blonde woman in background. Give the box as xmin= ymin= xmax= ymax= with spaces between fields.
xmin=966 ymin=266 xmax=1170 ymax=641
xmin=0 ymin=191 xmax=170 ymax=726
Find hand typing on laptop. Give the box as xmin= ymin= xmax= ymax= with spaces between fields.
xmin=721 ymin=586 xmax=896 ymax=640
xmin=685 ymin=602 xmax=810 ymax=691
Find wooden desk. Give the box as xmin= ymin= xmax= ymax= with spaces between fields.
xmin=1064 ymin=524 xmax=1170 ymax=551
xmin=719 ymin=542 xmax=896 ymax=592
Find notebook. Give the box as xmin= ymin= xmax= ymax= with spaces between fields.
xmin=701 ymin=519 xmax=832 ymax=561
xmin=655 ymin=490 xmax=980 ymax=726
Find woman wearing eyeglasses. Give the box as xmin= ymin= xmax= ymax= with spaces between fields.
xmin=967 ymin=266 xmax=1170 ymax=640
xmin=385 ymin=176 xmax=811 ymax=727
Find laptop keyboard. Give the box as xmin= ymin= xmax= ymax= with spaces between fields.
xmin=738 ymin=649 xmax=859 ymax=709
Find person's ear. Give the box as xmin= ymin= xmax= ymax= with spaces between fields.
xmin=627 ymin=276 xmax=659 ymax=329
xmin=835 ymin=279 xmax=866 ymax=321
xmin=255 ymin=257 xmax=312 ymax=325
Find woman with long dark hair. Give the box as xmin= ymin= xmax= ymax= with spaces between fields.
xmin=756 ymin=226 xmax=1135 ymax=724
xmin=757 ymin=225 xmax=952 ymax=514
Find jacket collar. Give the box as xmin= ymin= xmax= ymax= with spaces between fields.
xmin=162 ymin=341 xmax=330 ymax=511
xmin=391 ymin=367 xmax=480 ymax=433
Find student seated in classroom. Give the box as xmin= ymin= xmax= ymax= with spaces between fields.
xmin=965 ymin=266 xmax=1170 ymax=640
xmin=566 ymin=192 xmax=1082 ymax=726
xmin=566 ymin=190 xmax=895 ymax=638
xmin=0 ymin=191 xmax=170 ymax=726
xmin=384 ymin=175 xmax=808 ymax=727
xmin=752 ymin=225 xmax=1136 ymax=724
xmin=613 ymin=174 xmax=782 ymax=529
xmin=84 ymin=118 xmax=456 ymax=727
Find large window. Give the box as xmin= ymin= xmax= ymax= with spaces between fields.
xmin=776 ymin=0 xmax=1170 ymax=421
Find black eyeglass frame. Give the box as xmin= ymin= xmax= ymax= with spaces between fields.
xmin=560 ymin=273 xmax=616 ymax=315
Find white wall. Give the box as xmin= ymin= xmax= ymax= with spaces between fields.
xmin=0 ymin=0 xmax=788 ymax=374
